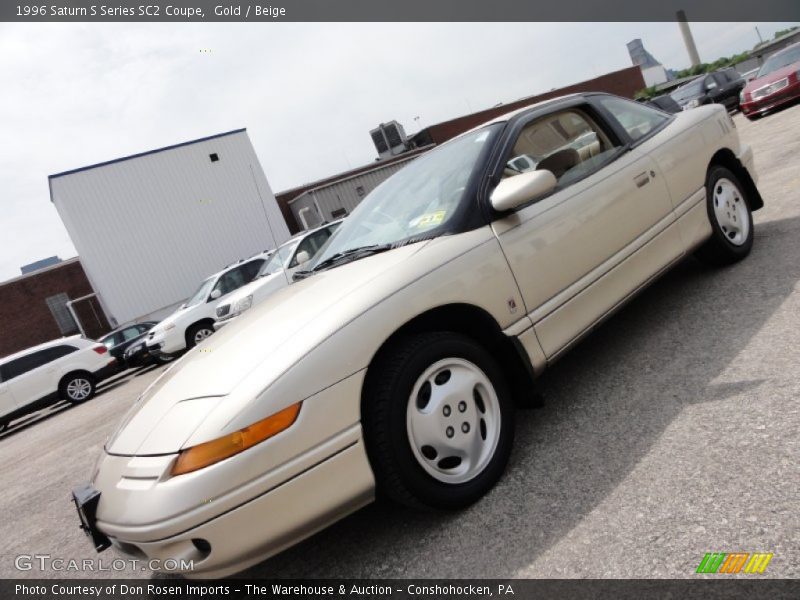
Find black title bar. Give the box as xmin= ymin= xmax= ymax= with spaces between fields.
xmin=3 ymin=0 xmax=800 ymax=22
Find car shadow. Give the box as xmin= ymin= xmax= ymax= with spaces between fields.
xmin=0 ymin=366 xmax=146 ymax=441
xmin=158 ymin=214 xmax=800 ymax=579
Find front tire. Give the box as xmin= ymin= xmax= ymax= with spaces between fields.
xmin=362 ymin=332 xmax=514 ymax=510
xmin=695 ymin=166 xmax=754 ymax=266
xmin=60 ymin=373 xmax=96 ymax=404
xmin=186 ymin=323 xmax=215 ymax=349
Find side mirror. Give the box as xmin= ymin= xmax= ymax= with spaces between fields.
xmin=209 ymin=289 xmax=222 ymax=300
xmin=490 ymin=170 xmax=557 ymax=212
xmin=295 ymin=250 xmax=311 ymax=265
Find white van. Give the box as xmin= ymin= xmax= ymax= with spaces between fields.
xmin=145 ymin=251 xmax=273 ymax=358
xmin=214 ymin=221 xmax=341 ymax=328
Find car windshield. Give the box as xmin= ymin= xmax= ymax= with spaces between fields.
xmin=185 ymin=277 xmax=214 ymax=307
xmin=756 ymin=46 xmax=800 ymax=78
xmin=308 ymin=124 xmax=501 ymax=269
xmin=257 ymin=241 xmax=298 ymax=277
xmin=670 ymin=79 xmax=704 ymax=103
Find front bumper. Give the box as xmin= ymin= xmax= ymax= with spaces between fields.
xmin=95 ymin=433 xmax=373 ymax=578
xmin=88 ymin=370 xmax=374 ymax=578
xmin=741 ymin=80 xmax=800 ymax=116
xmin=146 ymin=329 xmax=184 ymax=355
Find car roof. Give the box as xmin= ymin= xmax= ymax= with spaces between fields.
xmin=219 ymin=249 xmax=274 ymax=274
xmin=0 ymin=335 xmax=88 ymax=365
xmin=100 ymin=321 xmax=157 ymax=339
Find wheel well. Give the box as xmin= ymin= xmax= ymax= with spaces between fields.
xmin=708 ymin=148 xmax=763 ymax=211
xmin=363 ymin=304 xmax=537 ymax=408
xmin=185 ymin=319 xmax=216 ymax=344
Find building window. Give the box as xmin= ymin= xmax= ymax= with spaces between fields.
xmin=331 ymin=208 xmax=348 ymax=219
xmin=209 ymin=153 xmax=219 ymax=162
xmin=46 ymin=293 xmax=79 ymax=335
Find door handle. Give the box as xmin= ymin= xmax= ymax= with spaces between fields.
xmin=634 ymin=172 xmax=651 ymax=188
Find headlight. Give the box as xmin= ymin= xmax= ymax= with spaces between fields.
xmin=685 ymin=98 xmax=701 ymax=109
xmin=739 ymin=90 xmax=745 ymax=103
xmin=171 ymin=402 xmax=301 ymax=476
xmin=234 ymin=294 xmax=253 ymax=313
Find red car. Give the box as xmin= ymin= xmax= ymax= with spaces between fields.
xmin=740 ymin=42 xmax=800 ymax=120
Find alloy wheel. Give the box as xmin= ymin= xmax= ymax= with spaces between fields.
xmin=194 ymin=328 xmax=213 ymax=344
xmin=66 ymin=378 xmax=92 ymax=401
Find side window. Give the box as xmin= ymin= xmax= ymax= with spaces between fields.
xmin=240 ymin=260 xmax=264 ymax=283
xmin=705 ymin=75 xmax=718 ymax=90
xmin=290 ymin=229 xmax=332 ymax=268
xmin=136 ymin=323 xmax=152 ymax=334
xmin=102 ymin=333 xmax=120 ymax=349
xmin=213 ymin=266 xmax=249 ymax=297
xmin=0 ymin=346 xmax=75 ymax=381
xmin=121 ymin=327 xmax=141 ymax=342
xmin=597 ymin=96 xmax=669 ymax=143
xmin=505 ymin=107 xmax=620 ymax=191
xmin=713 ymin=72 xmax=728 ymax=86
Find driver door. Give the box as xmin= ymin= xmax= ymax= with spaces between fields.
xmin=492 ymin=99 xmax=682 ymax=358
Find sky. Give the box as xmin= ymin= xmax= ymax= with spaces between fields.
xmin=1 ymin=21 xmax=797 ymax=282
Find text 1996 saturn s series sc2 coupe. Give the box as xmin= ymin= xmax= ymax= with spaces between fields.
xmin=73 ymin=93 xmax=761 ymax=578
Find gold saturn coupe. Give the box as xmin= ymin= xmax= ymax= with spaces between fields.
xmin=74 ymin=93 xmax=761 ymax=577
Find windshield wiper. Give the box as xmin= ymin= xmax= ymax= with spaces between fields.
xmin=292 ymin=244 xmax=394 ymax=280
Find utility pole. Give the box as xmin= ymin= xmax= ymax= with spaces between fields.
xmin=755 ymin=26 xmax=764 ymax=45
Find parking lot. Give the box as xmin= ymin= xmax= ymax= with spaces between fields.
xmin=1 ymin=103 xmax=799 ymax=580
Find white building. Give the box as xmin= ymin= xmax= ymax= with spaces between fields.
xmin=50 ymin=129 xmax=290 ymax=327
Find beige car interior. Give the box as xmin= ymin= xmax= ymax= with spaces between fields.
xmin=504 ymin=109 xmax=616 ymax=184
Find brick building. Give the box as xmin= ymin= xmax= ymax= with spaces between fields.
xmin=0 ymin=258 xmax=110 ymax=358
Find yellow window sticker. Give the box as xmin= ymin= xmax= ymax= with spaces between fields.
xmin=416 ymin=210 xmax=446 ymax=228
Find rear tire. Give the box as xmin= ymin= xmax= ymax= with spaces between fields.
xmin=362 ymin=332 xmax=514 ymax=510
xmin=186 ymin=323 xmax=215 ymax=349
xmin=695 ymin=166 xmax=754 ymax=266
xmin=60 ymin=373 xmax=96 ymax=404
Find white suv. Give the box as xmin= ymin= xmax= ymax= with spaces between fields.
xmin=0 ymin=336 xmax=118 ymax=432
xmin=145 ymin=252 xmax=272 ymax=358
xmin=215 ymin=221 xmax=341 ymax=328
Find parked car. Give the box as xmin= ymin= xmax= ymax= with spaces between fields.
xmin=98 ymin=322 xmax=157 ymax=369
xmin=122 ymin=337 xmax=175 ymax=368
xmin=1 ymin=336 xmax=117 ymax=432
xmin=671 ymin=68 xmax=745 ymax=111
xmin=740 ymin=42 xmax=800 ymax=120
xmin=215 ymin=221 xmax=342 ymax=328
xmin=145 ymin=251 xmax=272 ymax=359
xmin=75 ymin=93 xmax=761 ymax=578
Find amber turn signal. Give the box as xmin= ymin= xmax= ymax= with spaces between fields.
xmin=171 ymin=402 xmax=301 ymax=476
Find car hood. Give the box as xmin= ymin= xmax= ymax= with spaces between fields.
xmin=153 ymin=305 xmax=192 ymax=330
xmin=105 ymin=241 xmax=431 ymax=455
xmin=744 ymin=63 xmax=799 ymax=93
